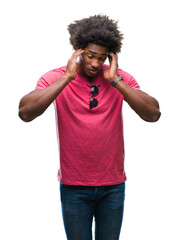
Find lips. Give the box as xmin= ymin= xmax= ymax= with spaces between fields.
xmin=88 ymin=68 xmax=99 ymax=74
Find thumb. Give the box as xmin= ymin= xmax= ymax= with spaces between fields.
xmin=102 ymin=67 xmax=106 ymax=74
xmin=76 ymin=62 xmax=80 ymax=72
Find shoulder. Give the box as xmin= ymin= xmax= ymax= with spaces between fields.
xmin=102 ymin=64 xmax=140 ymax=89
xmin=102 ymin=64 xmax=132 ymax=81
xmin=36 ymin=66 xmax=67 ymax=89
xmin=41 ymin=66 xmax=67 ymax=80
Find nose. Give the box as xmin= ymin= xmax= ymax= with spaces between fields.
xmin=91 ymin=59 xmax=100 ymax=69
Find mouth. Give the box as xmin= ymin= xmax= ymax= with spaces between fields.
xmin=88 ymin=68 xmax=99 ymax=75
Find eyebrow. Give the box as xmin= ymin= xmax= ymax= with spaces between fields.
xmin=88 ymin=50 xmax=108 ymax=56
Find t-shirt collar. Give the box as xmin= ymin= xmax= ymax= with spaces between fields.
xmin=77 ymin=67 xmax=104 ymax=87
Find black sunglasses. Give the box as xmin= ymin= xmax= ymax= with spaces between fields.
xmin=90 ymin=84 xmax=100 ymax=109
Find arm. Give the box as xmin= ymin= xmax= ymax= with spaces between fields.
xmin=18 ymin=49 xmax=84 ymax=122
xmin=103 ymin=53 xmax=161 ymax=122
xmin=114 ymin=81 xmax=161 ymax=122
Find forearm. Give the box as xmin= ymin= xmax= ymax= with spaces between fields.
xmin=114 ymin=80 xmax=161 ymax=122
xmin=19 ymin=74 xmax=70 ymax=122
xmin=19 ymin=49 xmax=84 ymax=122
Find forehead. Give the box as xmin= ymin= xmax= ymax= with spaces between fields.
xmin=84 ymin=43 xmax=108 ymax=56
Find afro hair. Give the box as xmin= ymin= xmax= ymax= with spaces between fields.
xmin=68 ymin=14 xmax=123 ymax=53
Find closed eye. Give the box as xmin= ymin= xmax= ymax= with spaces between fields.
xmin=99 ymin=57 xmax=107 ymax=61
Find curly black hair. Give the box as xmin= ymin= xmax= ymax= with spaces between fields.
xmin=68 ymin=14 xmax=123 ymax=53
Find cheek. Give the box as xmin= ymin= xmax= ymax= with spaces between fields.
xmin=82 ymin=57 xmax=91 ymax=67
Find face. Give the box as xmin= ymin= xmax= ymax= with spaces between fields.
xmin=78 ymin=43 xmax=108 ymax=81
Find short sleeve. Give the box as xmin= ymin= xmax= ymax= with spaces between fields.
xmin=118 ymin=69 xmax=140 ymax=90
xmin=35 ymin=67 xmax=66 ymax=90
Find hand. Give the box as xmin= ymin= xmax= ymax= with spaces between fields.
xmin=65 ymin=49 xmax=84 ymax=81
xmin=103 ymin=52 xmax=119 ymax=82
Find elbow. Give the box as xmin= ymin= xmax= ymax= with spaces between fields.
xmin=151 ymin=99 xmax=161 ymax=122
xmin=18 ymin=97 xmax=31 ymax=122
xmin=18 ymin=94 xmax=38 ymax=122
xmin=150 ymin=110 xmax=161 ymax=122
xmin=18 ymin=107 xmax=34 ymax=122
xmin=18 ymin=110 xmax=30 ymax=122
xmin=147 ymin=99 xmax=161 ymax=122
xmin=142 ymin=110 xmax=161 ymax=122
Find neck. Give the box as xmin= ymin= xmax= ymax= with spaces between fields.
xmin=78 ymin=64 xmax=100 ymax=83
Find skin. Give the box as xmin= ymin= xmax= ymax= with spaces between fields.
xmin=18 ymin=43 xmax=161 ymax=122
xmin=78 ymin=44 xmax=108 ymax=82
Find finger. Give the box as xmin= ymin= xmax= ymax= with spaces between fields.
xmin=109 ymin=52 xmax=118 ymax=62
xmin=71 ymin=49 xmax=84 ymax=64
xmin=108 ymin=53 xmax=112 ymax=63
xmin=109 ymin=52 xmax=118 ymax=71
xmin=102 ymin=67 xmax=106 ymax=74
xmin=74 ymin=49 xmax=84 ymax=58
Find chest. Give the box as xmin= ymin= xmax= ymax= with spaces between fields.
xmin=56 ymin=82 xmax=123 ymax=114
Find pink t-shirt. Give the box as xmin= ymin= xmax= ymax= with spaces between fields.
xmin=36 ymin=64 xmax=140 ymax=186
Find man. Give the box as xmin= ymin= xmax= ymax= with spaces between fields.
xmin=19 ymin=15 xmax=161 ymax=240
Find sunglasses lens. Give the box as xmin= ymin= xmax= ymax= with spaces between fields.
xmin=91 ymin=85 xmax=99 ymax=95
xmin=90 ymin=97 xmax=98 ymax=109
xmin=90 ymin=84 xmax=99 ymax=109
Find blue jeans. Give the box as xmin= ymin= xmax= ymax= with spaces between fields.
xmin=60 ymin=182 xmax=125 ymax=240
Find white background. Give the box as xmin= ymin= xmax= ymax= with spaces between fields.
xmin=0 ymin=0 xmax=179 ymax=239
